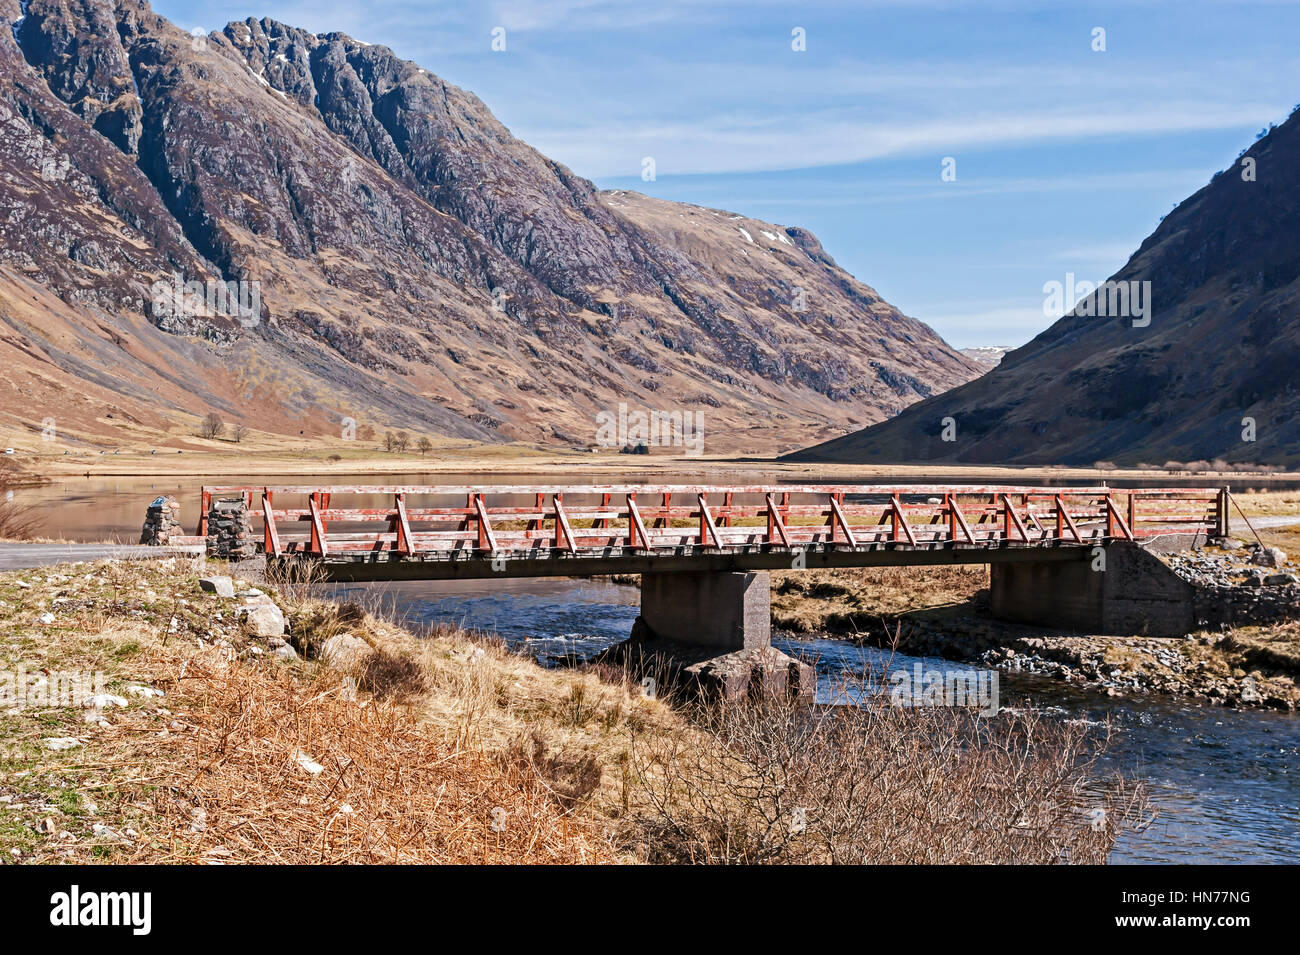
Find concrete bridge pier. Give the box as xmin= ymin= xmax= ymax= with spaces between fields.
xmin=989 ymin=541 xmax=1196 ymax=637
xmin=606 ymin=570 xmax=816 ymax=703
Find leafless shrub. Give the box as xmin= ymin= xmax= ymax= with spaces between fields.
xmin=231 ymin=423 xmax=249 ymax=443
xmin=623 ymin=685 xmax=1150 ymax=864
xmin=200 ymin=412 xmax=225 ymax=440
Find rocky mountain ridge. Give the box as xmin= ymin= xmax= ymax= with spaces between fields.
xmin=792 ymin=107 xmax=1300 ymax=466
xmin=0 ymin=0 xmax=977 ymax=453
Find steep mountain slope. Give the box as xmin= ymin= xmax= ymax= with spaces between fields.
xmin=0 ymin=0 xmax=977 ymax=453
xmin=790 ymin=108 xmax=1300 ymax=466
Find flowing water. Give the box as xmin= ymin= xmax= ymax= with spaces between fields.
xmin=13 ymin=471 xmax=1300 ymax=863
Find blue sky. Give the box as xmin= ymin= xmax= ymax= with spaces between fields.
xmin=156 ymin=0 xmax=1300 ymax=348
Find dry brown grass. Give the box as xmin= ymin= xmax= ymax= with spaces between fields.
xmin=0 ymin=558 xmax=673 ymax=863
xmin=1206 ymin=623 xmax=1300 ymax=681
xmin=0 ymin=556 xmax=1145 ymax=865
xmin=771 ymin=564 xmax=988 ymax=633
xmin=135 ymin=653 xmax=615 ymax=864
xmin=1231 ymin=490 xmax=1300 ymax=518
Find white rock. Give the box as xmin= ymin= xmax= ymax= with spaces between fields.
xmin=92 ymin=823 xmax=130 ymax=843
xmin=293 ymin=750 xmax=324 ymax=775
xmin=44 ymin=737 xmax=82 ymax=751
xmin=273 ymin=643 xmax=299 ymax=660
xmin=126 ymin=685 xmax=164 ymax=698
xmin=1253 ymin=546 xmax=1287 ymax=567
xmin=199 ymin=576 xmax=235 ymax=598
xmin=237 ymin=603 xmax=286 ymax=637
xmin=37 ymin=612 xmax=55 ymax=625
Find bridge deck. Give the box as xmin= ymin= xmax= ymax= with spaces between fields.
xmin=196 ymin=483 xmax=1228 ymax=581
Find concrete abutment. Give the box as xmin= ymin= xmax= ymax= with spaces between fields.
xmin=990 ymin=541 xmax=1196 ymax=636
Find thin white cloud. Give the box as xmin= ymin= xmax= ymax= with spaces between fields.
xmin=529 ymin=103 xmax=1285 ymax=178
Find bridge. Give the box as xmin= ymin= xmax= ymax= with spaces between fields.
xmin=185 ymin=483 xmax=1226 ymax=689
xmin=197 ymin=482 xmax=1227 ymax=579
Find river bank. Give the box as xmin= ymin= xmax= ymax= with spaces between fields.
xmin=0 ymin=556 xmax=1145 ymax=864
xmin=770 ymin=555 xmax=1300 ymax=710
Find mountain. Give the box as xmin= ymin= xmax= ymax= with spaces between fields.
xmin=0 ymin=0 xmax=977 ymax=454
xmin=959 ymin=346 xmax=1009 ymax=367
xmin=790 ymin=108 xmax=1300 ymax=466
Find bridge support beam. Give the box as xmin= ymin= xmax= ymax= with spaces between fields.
xmin=640 ymin=571 xmax=771 ymax=651
xmin=990 ymin=542 xmax=1195 ymax=637
xmin=605 ymin=571 xmax=815 ymax=702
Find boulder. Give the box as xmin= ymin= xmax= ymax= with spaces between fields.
xmin=684 ymin=646 xmax=817 ymax=703
xmin=320 ymin=634 xmax=374 ymax=668
xmin=199 ymin=576 xmax=235 ymax=598
xmin=1252 ymin=546 xmax=1287 ymax=568
xmin=237 ymin=603 xmax=286 ymax=637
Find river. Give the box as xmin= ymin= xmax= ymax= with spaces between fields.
xmin=13 ymin=471 xmax=1300 ymax=863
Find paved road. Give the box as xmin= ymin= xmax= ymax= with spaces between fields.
xmin=1231 ymin=515 xmax=1300 ymax=531
xmin=0 ymin=543 xmax=204 ymax=571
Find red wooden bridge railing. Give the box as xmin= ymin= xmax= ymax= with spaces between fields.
xmin=194 ymin=484 xmax=1229 ymax=560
